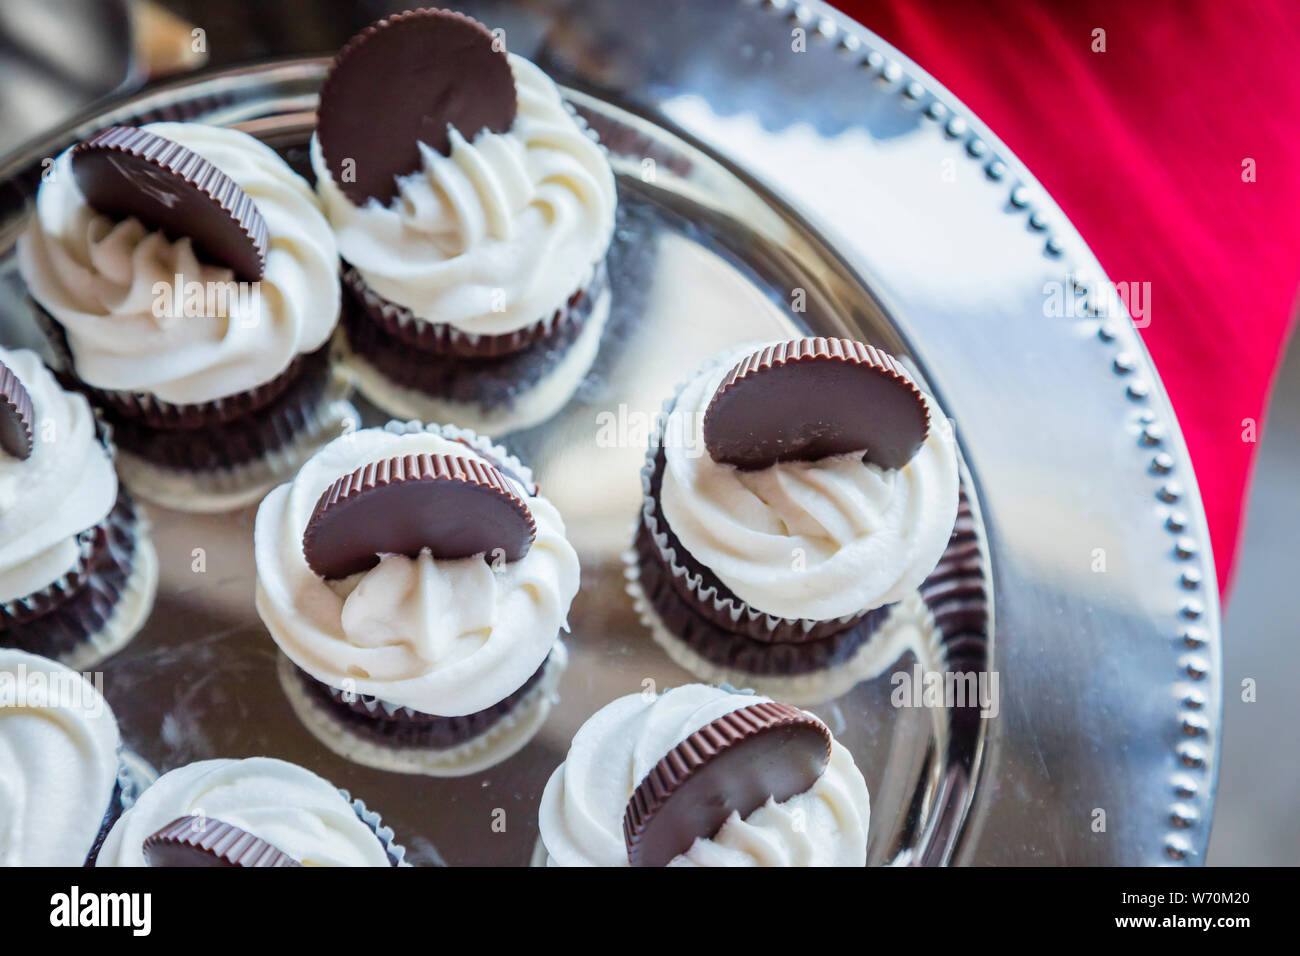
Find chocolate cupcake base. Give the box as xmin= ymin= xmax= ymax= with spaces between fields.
xmin=640 ymin=443 xmax=874 ymax=643
xmin=0 ymin=488 xmax=158 ymax=670
xmin=95 ymin=345 xmax=334 ymax=469
xmin=301 ymin=658 xmax=549 ymax=749
xmin=627 ymin=485 xmax=987 ymax=706
xmin=628 ymin=516 xmax=901 ymax=703
xmin=339 ymin=273 xmax=611 ymax=435
xmin=113 ymin=364 xmax=360 ymax=513
xmin=37 ymin=306 xmax=359 ymax=512
xmin=275 ymin=643 xmax=568 ymax=777
xmin=85 ymin=748 xmax=158 ymax=866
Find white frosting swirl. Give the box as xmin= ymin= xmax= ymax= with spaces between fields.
xmin=659 ymin=344 xmax=960 ymax=621
xmin=311 ymin=55 xmax=616 ymax=336
xmin=0 ymin=648 xmax=120 ymax=866
xmin=0 ymin=346 xmax=116 ymax=603
xmin=96 ymin=757 xmax=390 ymax=866
xmin=538 ymin=684 xmax=870 ymax=867
xmin=17 ymin=122 xmax=340 ymax=405
xmin=254 ymin=425 xmax=579 ymax=715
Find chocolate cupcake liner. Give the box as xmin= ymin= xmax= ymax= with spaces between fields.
xmin=629 ymin=517 xmax=893 ymax=674
xmin=629 ymin=482 xmax=986 ymax=705
xmin=637 ymin=359 xmax=882 ymax=643
xmin=298 ymin=657 xmax=548 ymax=748
xmin=83 ymin=352 xmax=311 ymax=429
xmin=85 ymin=747 xmax=159 ymax=866
xmin=339 ymin=790 xmax=409 ymax=866
xmin=340 ymin=267 xmax=602 ymax=406
xmin=0 ymin=486 xmax=158 ymax=671
xmin=114 ymin=365 xmax=360 ymax=513
xmin=342 ymin=258 xmax=605 ymax=359
xmin=276 ymin=643 xmax=568 ymax=778
xmin=98 ymin=345 xmax=335 ymax=470
xmin=340 ymin=284 xmax=611 ymax=434
xmin=627 ymin=557 xmax=934 ymax=707
xmin=34 ymin=301 xmax=319 ymax=429
xmin=37 ymin=302 xmax=356 ymax=505
xmin=0 ymin=517 xmax=102 ymax=630
xmin=115 ymin=746 xmax=159 ymax=809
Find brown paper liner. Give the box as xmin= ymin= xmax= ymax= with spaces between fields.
xmin=340 ymin=262 xmax=608 ymax=410
xmin=34 ymin=303 xmax=314 ymax=429
xmin=632 ymin=518 xmax=892 ymax=676
xmin=95 ymin=346 xmax=333 ymax=471
xmin=291 ymin=657 xmax=549 ymax=749
xmin=342 ymin=259 xmax=604 ymax=359
xmin=641 ymin=440 xmax=877 ymax=643
xmin=0 ymin=487 xmax=142 ymax=660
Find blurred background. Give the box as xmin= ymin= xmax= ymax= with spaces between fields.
xmin=0 ymin=0 xmax=1294 ymax=864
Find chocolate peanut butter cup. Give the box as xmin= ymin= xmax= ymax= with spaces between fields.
xmin=302 ymin=452 xmax=536 ymax=579
xmin=143 ymin=816 xmax=300 ymax=867
xmin=0 ymin=359 xmax=35 ymax=460
xmin=317 ymin=8 xmax=517 ymax=207
xmin=71 ymin=126 xmax=268 ymax=281
xmin=624 ymin=701 xmax=831 ymax=867
xmin=703 ymin=337 xmax=930 ymax=470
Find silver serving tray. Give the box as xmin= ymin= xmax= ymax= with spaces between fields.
xmin=0 ymin=0 xmax=1220 ymax=866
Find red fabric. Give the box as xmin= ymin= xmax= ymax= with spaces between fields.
xmin=832 ymin=0 xmax=1300 ymax=597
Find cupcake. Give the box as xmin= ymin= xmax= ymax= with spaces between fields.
xmin=0 ymin=648 xmax=153 ymax=866
xmin=312 ymin=9 xmax=617 ymax=434
xmin=627 ymin=337 xmax=961 ymax=704
xmin=0 ymin=346 xmax=156 ymax=667
xmin=96 ymin=757 xmax=403 ymax=866
xmin=16 ymin=120 xmax=357 ymax=512
xmin=538 ymin=683 xmax=870 ymax=866
xmin=254 ymin=421 xmax=580 ymax=776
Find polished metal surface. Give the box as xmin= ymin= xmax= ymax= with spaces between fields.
xmin=0 ymin=0 xmax=135 ymax=156
xmin=0 ymin=0 xmax=1220 ymax=865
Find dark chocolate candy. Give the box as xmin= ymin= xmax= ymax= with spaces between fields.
xmin=70 ymin=126 xmax=268 ymax=282
xmin=143 ymin=816 xmax=301 ymax=867
xmin=703 ymin=338 xmax=930 ymax=470
xmin=0 ymin=360 xmax=35 ymax=460
xmin=317 ymin=8 xmax=516 ymax=206
xmin=623 ymin=700 xmax=830 ymax=867
xmin=302 ymin=453 xmax=536 ymax=579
